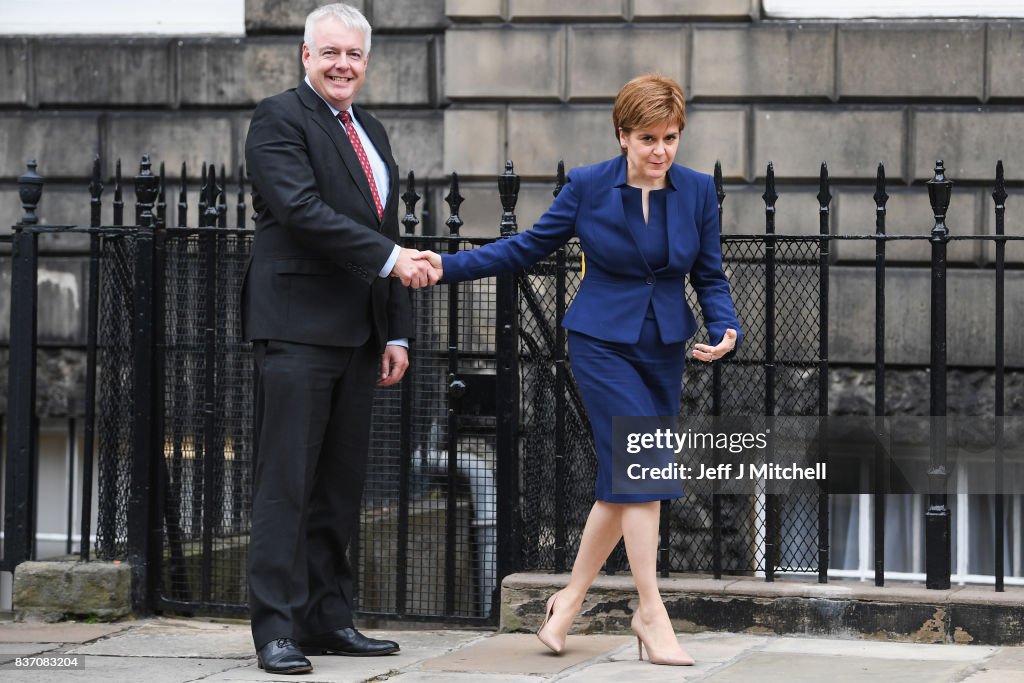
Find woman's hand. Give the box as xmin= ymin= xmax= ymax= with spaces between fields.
xmin=692 ymin=328 xmax=737 ymax=363
xmin=423 ymin=250 xmax=442 ymax=279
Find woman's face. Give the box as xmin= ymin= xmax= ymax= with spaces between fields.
xmin=618 ymin=119 xmax=680 ymax=186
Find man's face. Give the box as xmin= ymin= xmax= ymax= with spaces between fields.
xmin=302 ymin=17 xmax=368 ymax=111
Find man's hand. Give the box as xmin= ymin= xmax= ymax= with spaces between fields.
xmin=391 ymin=248 xmax=440 ymax=288
xmin=378 ymin=344 xmax=409 ymax=386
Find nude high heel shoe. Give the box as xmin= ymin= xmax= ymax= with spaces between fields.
xmin=631 ymin=613 xmax=694 ymax=666
xmin=536 ymin=593 xmax=568 ymax=654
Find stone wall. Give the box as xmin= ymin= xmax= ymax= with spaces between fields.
xmin=0 ymin=0 xmax=449 ymax=411
xmin=2 ymin=1 xmax=1024 ymax=417
xmin=441 ymin=2 xmax=1024 ymax=376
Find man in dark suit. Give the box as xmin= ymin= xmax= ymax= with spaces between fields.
xmin=242 ymin=3 xmax=437 ymax=674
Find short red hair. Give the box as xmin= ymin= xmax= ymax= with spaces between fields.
xmin=612 ymin=74 xmax=686 ymax=143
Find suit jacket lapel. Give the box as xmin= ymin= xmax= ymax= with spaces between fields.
xmin=658 ymin=164 xmax=682 ymax=274
xmin=597 ymin=156 xmax=650 ymax=274
xmin=298 ymin=82 xmax=381 ymax=223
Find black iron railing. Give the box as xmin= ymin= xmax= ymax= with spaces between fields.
xmin=3 ymin=153 xmax=1021 ymax=625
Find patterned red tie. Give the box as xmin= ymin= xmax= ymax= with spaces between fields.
xmin=338 ymin=110 xmax=384 ymax=220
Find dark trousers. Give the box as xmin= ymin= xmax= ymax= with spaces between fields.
xmin=248 ymin=339 xmax=378 ymax=650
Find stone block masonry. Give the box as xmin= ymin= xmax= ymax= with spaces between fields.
xmin=34 ymin=40 xmax=173 ymax=106
xmin=633 ymin=0 xmax=755 ymax=20
xmin=177 ymin=38 xmax=301 ymax=106
xmin=0 ymin=114 xmax=100 ymax=180
xmin=913 ymin=110 xmax=1024 ymax=182
xmin=4 ymin=5 xmax=1024 ymax=382
xmin=0 ymin=39 xmax=29 ymax=105
xmin=446 ymin=27 xmax=565 ymax=100
xmin=245 ymin=0 xmax=364 ymax=33
xmin=836 ymin=24 xmax=985 ymax=101
xmin=691 ymin=25 xmax=835 ymax=99
xmin=105 ymin=114 xmax=237 ymax=183
xmin=13 ymin=561 xmax=131 ymax=622
xmin=753 ymin=108 xmax=906 ymax=181
xmin=568 ymin=25 xmax=687 ymax=100
xmin=988 ymin=23 xmax=1024 ymax=99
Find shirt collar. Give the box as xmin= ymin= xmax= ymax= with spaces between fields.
xmin=303 ymin=75 xmax=352 ymax=120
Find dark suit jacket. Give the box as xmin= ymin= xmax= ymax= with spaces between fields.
xmin=243 ymin=81 xmax=412 ymax=350
xmin=441 ymin=155 xmax=741 ymax=350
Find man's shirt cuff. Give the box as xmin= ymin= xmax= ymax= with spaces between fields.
xmin=379 ymin=245 xmax=401 ymax=278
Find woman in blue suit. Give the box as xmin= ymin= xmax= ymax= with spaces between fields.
xmin=428 ymin=75 xmax=740 ymax=666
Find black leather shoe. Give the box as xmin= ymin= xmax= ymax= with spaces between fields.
xmin=257 ymin=638 xmax=313 ymax=674
xmin=300 ymin=627 xmax=400 ymax=656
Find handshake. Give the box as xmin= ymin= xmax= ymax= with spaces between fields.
xmin=389 ymin=248 xmax=444 ymax=288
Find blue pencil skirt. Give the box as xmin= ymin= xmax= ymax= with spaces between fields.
xmin=567 ymin=316 xmax=688 ymax=503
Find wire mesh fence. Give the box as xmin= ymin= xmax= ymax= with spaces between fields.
xmin=517 ymin=244 xmax=595 ymax=573
xmin=10 ymin=153 xmax=1023 ymax=623
xmin=157 ymin=230 xmax=253 ymax=609
xmin=31 ymin=219 xmax=832 ymax=620
xmin=359 ymin=235 xmax=501 ymax=621
xmin=95 ymin=232 xmax=135 ymax=561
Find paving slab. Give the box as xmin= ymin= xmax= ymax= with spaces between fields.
xmin=69 ymin=619 xmax=253 ymax=659
xmin=2 ymin=614 xmax=1021 ymax=683
xmin=0 ymin=656 xmax=244 ymax=682
xmin=419 ymin=633 xmax=632 ymax=676
xmin=697 ymin=652 xmax=972 ymax=683
xmin=590 ymin=633 xmax=768 ymax=682
xmin=0 ymin=622 xmax=128 ymax=643
xmin=561 ymin=663 xmax=704 ymax=683
xmin=959 ymin=670 xmax=1024 ymax=683
xmin=607 ymin=633 xmax=768 ymax=664
xmin=984 ymin=646 xmax=1024 ymax=670
xmin=202 ymin=630 xmax=482 ymax=683
xmin=559 ymin=659 xmax=711 ymax=682
xmin=762 ymin=636 xmax=998 ymax=662
xmin=199 ymin=658 xmax=386 ymax=683
xmin=0 ymin=643 xmax=59 ymax=664
xmin=389 ymin=674 xmax=547 ymax=683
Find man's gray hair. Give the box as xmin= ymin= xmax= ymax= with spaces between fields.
xmin=304 ymin=3 xmax=372 ymax=54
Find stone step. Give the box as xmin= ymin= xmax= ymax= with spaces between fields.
xmin=500 ymin=572 xmax=1024 ymax=646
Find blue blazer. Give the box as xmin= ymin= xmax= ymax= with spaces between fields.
xmin=441 ymin=156 xmax=741 ymax=350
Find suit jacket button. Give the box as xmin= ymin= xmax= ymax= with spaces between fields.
xmin=645 ymin=276 xmax=654 ymax=285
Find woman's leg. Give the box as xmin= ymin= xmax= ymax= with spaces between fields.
xmin=621 ymin=501 xmax=691 ymax=661
xmin=562 ymin=501 xmax=625 ymax=604
xmin=539 ymin=501 xmax=624 ymax=646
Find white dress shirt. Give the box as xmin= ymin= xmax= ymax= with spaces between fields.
xmin=303 ymin=76 xmax=406 ymax=348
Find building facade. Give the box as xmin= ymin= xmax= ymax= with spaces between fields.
xmin=1 ymin=0 xmax=1023 ymax=590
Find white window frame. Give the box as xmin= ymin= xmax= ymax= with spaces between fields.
xmin=764 ymin=0 xmax=1024 ymax=19
xmin=823 ymin=492 xmax=1024 ymax=587
xmin=0 ymin=0 xmax=245 ymax=36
